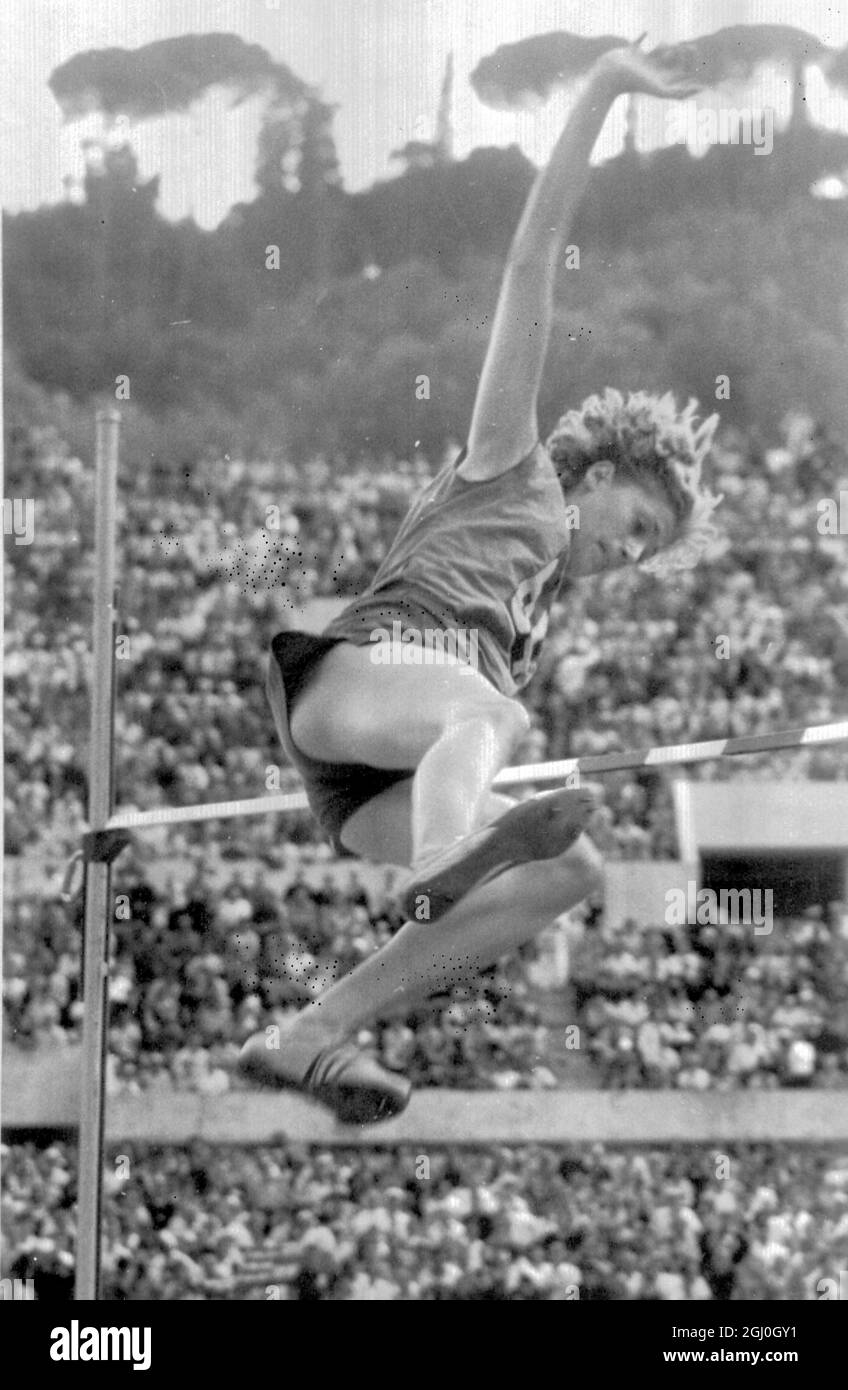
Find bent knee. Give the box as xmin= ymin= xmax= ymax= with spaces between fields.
xmin=453 ymin=692 xmax=530 ymax=745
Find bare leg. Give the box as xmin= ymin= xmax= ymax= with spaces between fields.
xmin=249 ymin=832 xmax=602 ymax=1078
xmin=408 ymin=700 xmax=528 ymax=865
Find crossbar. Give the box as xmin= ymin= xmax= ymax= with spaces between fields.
xmin=100 ymin=721 xmax=848 ymax=832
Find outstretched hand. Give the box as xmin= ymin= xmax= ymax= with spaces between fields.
xmin=598 ymin=37 xmax=704 ymax=100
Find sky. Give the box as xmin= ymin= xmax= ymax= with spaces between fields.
xmin=2 ymin=0 xmax=848 ymax=227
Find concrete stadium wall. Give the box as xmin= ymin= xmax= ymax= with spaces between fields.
xmin=4 ymin=1049 xmax=847 ymax=1144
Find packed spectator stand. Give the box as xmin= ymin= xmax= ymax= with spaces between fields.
xmin=5 ymin=1139 xmax=847 ymax=1300
xmin=4 ymin=409 xmax=848 ymax=1297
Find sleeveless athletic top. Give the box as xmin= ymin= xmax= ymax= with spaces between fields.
xmin=333 ymin=442 xmax=573 ymax=696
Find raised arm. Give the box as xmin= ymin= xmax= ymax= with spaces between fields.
xmin=460 ymin=43 xmax=702 ymax=481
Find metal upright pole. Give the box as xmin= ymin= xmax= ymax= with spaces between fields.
xmin=75 ymin=407 xmax=121 ymax=1301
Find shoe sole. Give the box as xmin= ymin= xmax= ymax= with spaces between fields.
xmin=319 ymin=1080 xmax=411 ymax=1126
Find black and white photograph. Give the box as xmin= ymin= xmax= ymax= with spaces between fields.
xmin=3 ymin=0 xmax=848 ymax=1339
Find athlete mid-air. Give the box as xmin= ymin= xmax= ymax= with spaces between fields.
xmin=241 ymin=40 xmax=721 ymax=1122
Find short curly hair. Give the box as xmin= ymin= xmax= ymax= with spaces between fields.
xmin=545 ymin=388 xmax=723 ymax=574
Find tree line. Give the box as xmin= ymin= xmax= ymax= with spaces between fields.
xmin=4 ymin=120 xmax=847 ymax=463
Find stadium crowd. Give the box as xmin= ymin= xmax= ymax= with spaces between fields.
xmin=5 ymin=405 xmax=848 ymax=1092
xmin=5 ymin=398 xmax=848 ymax=1302
xmin=5 ymin=410 xmax=848 ymax=867
xmin=4 ymin=864 xmax=560 ymax=1093
xmin=4 ymin=1138 xmax=847 ymax=1300
xmin=574 ymin=903 xmax=848 ymax=1089
xmin=6 ymin=864 xmax=847 ymax=1091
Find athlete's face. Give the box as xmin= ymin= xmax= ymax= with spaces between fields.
xmin=566 ymin=461 xmax=678 ymax=577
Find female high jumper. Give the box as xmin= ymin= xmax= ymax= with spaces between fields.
xmin=241 ymin=41 xmax=721 ymax=1122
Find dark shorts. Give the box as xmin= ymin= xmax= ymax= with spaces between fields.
xmin=267 ymin=588 xmax=451 ymax=853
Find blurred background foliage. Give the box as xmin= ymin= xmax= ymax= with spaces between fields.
xmin=4 ymin=85 xmax=848 ymax=466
